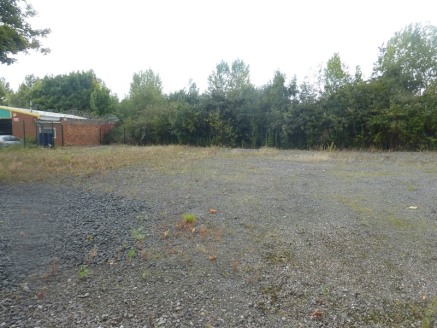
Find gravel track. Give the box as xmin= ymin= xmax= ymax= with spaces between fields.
xmin=1 ymin=149 xmax=436 ymax=327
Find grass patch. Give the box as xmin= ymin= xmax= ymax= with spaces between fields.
xmin=127 ymin=248 xmax=136 ymax=260
xmin=0 ymin=145 xmax=219 ymax=183
xmin=334 ymin=195 xmax=374 ymax=217
xmin=2 ymin=146 xmax=435 ymax=184
xmin=78 ymin=266 xmax=90 ymax=280
xmin=422 ymin=296 xmax=437 ymax=328
xmin=142 ymin=270 xmax=152 ymax=280
xmin=386 ymin=215 xmax=411 ymax=230
xmin=136 ymin=212 xmax=149 ymax=223
xmin=182 ymin=213 xmax=197 ymax=224
xmin=131 ymin=227 xmax=145 ymax=242
xmin=177 ymin=213 xmax=198 ymax=232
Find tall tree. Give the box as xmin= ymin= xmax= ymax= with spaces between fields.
xmin=323 ymin=53 xmax=350 ymax=96
xmin=206 ymin=59 xmax=253 ymax=146
xmin=127 ymin=69 xmax=164 ymax=112
xmin=207 ymin=60 xmax=230 ymax=96
xmin=374 ymin=23 xmax=437 ymax=94
xmin=207 ymin=59 xmax=251 ymax=99
xmin=90 ymin=81 xmax=117 ymax=116
xmin=7 ymin=74 xmax=35 ymax=107
xmin=30 ymin=70 xmax=98 ymax=113
xmin=0 ymin=0 xmax=50 ymax=64
xmin=0 ymin=77 xmax=12 ymax=104
xmin=262 ymin=71 xmax=291 ymax=147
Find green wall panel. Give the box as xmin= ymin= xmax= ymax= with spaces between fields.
xmin=0 ymin=108 xmax=12 ymax=119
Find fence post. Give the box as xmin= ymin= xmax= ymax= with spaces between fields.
xmin=23 ymin=120 xmax=26 ymax=148
xmin=51 ymin=121 xmax=55 ymax=148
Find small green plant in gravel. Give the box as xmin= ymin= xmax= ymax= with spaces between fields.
xmin=142 ymin=270 xmax=151 ymax=280
xmin=386 ymin=215 xmax=410 ymax=229
xmin=177 ymin=213 xmax=198 ymax=232
xmin=127 ymin=248 xmax=136 ymax=260
xmin=322 ymin=284 xmax=330 ymax=296
xmin=407 ymin=184 xmax=417 ymax=192
xmin=131 ymin=227 xmax=145 ymax=241
xmin=136 ymin=213 xmax=149 ymax=223
xmin=182 ymin=213 xmax=197 ymax=224
xmin=78 ymin=266 xmax=90 ymax=280
xmin=422 ymin=296 xmax=437 ymax=328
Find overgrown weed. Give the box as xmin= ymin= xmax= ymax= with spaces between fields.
xmin=78 ymin=266 xmax=90 ymax=280
xmin=177 ymin=213 xmax=198 ymax=232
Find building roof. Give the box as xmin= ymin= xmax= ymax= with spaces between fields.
xmin=0 ymin=106 xmax=87 ymax=121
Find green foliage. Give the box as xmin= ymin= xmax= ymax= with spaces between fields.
xmin=0 ymin=0 xmax=50 ymax=65
xmin=136 ymin=213 xmax=149 ymax=223
xmin=32 ymin=70 xmax=96 ymax=112
xmin=131 ymin=227 xmax=145 ymax=241
xmin=127 ymin=248 xmax=136 ymax=260
xmin=323 ymin=53 xmax=351 ymax=96
xmin=90 ymin=82 xmax=117 ymax=116
xmin=421 ymin=296 xmax=437 ymax=328
xmin=3 ymin=70 xmax=118 ymax=116
xmin=182 ymin=213 xmax=197 ymax=224
xmin=78 ymin=265 xmax=89 ymax=280
xmin=142 ymin=270 xmax=151 ymax=280
xmin=374 ymin=23 xmax=437 ymax=94
xmin=124 ymin=69 xmax=164 ymax=116
xmin=0 ymin=77 xmax=12 ymax=105
xmin=7 ymin=74 xmax=35 ymax=107
xmin=3 ymin=23 xmax=436 ymax=150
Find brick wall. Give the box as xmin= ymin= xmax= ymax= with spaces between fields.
xmin=10 ymin=110 xmax=114 ymax=146
xmin=60 ymin=119 xmax=114 ymax=146
xmin=11 ymin=112 xmax=38 ymax=141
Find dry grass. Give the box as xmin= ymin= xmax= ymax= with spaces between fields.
xmin=1 ymin=145 xmax=435 ymax=183
xmin=0 ymin=145 xmax=219 ymax=183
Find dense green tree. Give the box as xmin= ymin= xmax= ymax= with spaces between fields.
xmin=124 ymin=69 xmax=164 ymax=116
xmin=117 ymin=69 xmax=170 ymax=145
xmin=0 ymin=0 xmax=50 ymax=64
xmin=207 ymin=61 xmax=230 ymax=96
xmin=261 ymin=71 xmax=291 ymax=147
xmin=166 ymin=81 xmax=203 ymax=145
xmin=30 ymin=70 xmax=95 ymax=112
xmin=323 ymin=53 xmax=351 ymax=96
xmin=90 ymin=81 xmax=117 ymax=116
xmin=374 ymin=23 xmax=437 ymax=94
xmin=205 ymin=59 xmax=255 ymax=146
xmin=7 ymin=74 xmax=35 ymax=107
xmin=0 ymin=77 xmax=12 ymax=104
xmin=207 ymin=59 xmax=251 ymax=99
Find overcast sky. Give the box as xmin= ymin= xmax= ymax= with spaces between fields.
xmin=2 ymin=0 xmax=437 ymax=98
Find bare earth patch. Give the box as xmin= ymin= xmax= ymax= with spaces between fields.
xmin=1 ymin=146 xmax=436 ymax=327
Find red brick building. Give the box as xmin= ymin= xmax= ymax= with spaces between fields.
xmin=0 ymin=106 xmax=114 ymax=147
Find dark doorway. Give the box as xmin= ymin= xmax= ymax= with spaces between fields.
xmin=0 ymin=119 xmax=12 ymax=135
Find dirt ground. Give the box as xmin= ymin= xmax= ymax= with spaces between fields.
xmin=1 ymin=148 xmax=436 ymax=327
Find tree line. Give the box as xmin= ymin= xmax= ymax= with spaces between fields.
xmin=1 ymin=23 xmax=436 ymax=150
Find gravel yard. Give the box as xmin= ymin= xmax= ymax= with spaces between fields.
xmin=1 ymin=147 xmax=436 ymax=327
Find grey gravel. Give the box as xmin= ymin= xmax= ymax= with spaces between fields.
xmin=1 ymin=149 xmax=436 ymax=327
